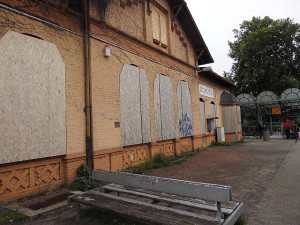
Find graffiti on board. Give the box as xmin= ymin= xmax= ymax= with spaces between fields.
xmin=179 ymin=113 xmax=193 ymax=137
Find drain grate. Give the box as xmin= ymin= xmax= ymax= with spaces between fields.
xmin=21 ymin=192 xmax=72 ymax=210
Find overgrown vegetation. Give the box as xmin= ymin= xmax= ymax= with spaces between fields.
xmin=70 ymin=164 xmax=98 ymax=191
xmin=0 ymin=208 xmax=27 ymax=225
xmin=124 ymin=149 xmax=204 ymax=174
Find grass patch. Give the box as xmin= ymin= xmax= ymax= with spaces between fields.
xmin=81 ymin=208 xmax=147 ymax=225
xmin=123 ymin=152 xmax=173 ymax=174
xmin=124 ymin=149 xmax=205 ymax=175
xmin=234 ymin=214 xmax=248 ymax=225
xmin=238 ymin=137 xmax=245 ymax=143
xmin=0 ymin=208 xmax=27 ymax=225
xmin=210 ymin=142 xmax=231 ymax=147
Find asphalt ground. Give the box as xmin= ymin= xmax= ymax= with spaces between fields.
xmin=150 ymin=138 xmax=300 ymax=224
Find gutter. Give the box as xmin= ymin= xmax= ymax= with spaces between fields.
xmin=82 ymin=0 xmax=93 ymax=169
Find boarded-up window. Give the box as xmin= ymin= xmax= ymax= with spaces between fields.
xmin=151 ymin=7 xmax=168 ymax=47
xmin=154 ymin=74 xmax=175 ymax=141
xmin=223 ymin=107 xmax=236 ymax=133
xmin=152 ymin=10 xmax=160 ymax=42
xmin=210 ymin=102 xmax=216 ymax=131
xmin=200 ymin=99 xmax=206 ymax=135
xmin=177 ymin=81 xmax=193 ymax=137
xmin=120 ymin=64 xmax=151 ymax=146
xmin=160 ymin=14 xmax=167 ymax=46
xmin=0 ymin=31 xmax=66 ymax=164
xmin=237 ymin=106 xmax=242 ymax=132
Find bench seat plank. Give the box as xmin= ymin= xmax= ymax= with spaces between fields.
xmin=68 ymin=193 xmax=221 ymax=225
xmin=69 ymin=170 xmax=244 ymax=225
xmin=102 ymin=184 xmax=235 ymax=215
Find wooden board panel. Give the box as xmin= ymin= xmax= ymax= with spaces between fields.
xmin=200 ymin=101 xmax=207 ymax=135
xmin=0 ymin=31 xmax=66 ymax=164
xmin=139 ymin=68 xmax=151 ymax=143
xmin=120 ymin=64 xmax=142 ymax=146
xmin=154 ymin=74 xmax=175 ymax=141
xmin=177 ymin=81 xmax=193 ymax=137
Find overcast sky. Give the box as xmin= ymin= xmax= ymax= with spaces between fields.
xmin=185 ymin=0 xmax=300 ymax=76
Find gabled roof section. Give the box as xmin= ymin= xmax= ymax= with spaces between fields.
xmin=198 ymin=67 xmax=236 ymax=88
xmin=169 ymin=0 xmax=214 ymax=65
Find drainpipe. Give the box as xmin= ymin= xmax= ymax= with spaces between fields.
xmin=82 ymin=0 xmax=93 ymax=169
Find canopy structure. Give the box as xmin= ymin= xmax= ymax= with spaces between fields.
xmin=236 ymin=89 xmax=300 ymax=137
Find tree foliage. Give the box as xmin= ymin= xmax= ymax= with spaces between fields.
xmin=229 ymin=17 xmax=300 ymax=96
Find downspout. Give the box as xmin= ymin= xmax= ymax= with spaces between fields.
xmin=82 ymin=0 xmax=93 ymax=169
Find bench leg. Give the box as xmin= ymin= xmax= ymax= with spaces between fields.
xmin=76 ymin=203 xmax=81 ymax=220
xmin=216 ymin=202 xmax=224 ymax=221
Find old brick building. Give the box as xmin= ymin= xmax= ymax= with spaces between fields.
xmin=0 ymin=0 xmax=242 ymax=201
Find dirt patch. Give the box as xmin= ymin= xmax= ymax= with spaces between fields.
xmin=20 ymin=192 xmax=72 ymax=211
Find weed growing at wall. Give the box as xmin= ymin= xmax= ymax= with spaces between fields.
xmin=70 ymin=164 xmax=98 ymax=191
xmin=210 ymin=142 xmax=231 ymax=147
xmin=124 ymin=150 xmax=204 ymax=174
xmin=0 ymin=209 xmax=27 ymax=225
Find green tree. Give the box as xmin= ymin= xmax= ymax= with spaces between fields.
xmin=229 ymin=16 xmax=300 ymax=96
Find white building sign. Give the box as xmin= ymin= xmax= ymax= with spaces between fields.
xmin=199 ymin=84 xmax=214 ymax=98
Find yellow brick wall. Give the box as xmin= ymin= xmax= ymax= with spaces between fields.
xmin=0 ymin=0 xmax=241 ymax=202
xmin=90 ymin=25 xmax=230 ymax=169
xmin=0 ymin=4 xmax=86 ymax=155
xmin=90 ymin=35 xmax=201 ymax=151
xmin=0 ymin=2 xmax=86 ymax=201
xmin=100 ymin=0 xmax=196 ymax=67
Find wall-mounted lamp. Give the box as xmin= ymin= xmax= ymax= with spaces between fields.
xmin=103 ymin=45 xmax=111 ymax=58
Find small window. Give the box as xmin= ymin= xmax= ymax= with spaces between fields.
xmin=151 ymin=5 xmax=168 ymax=48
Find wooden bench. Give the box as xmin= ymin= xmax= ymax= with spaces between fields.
xmin=68 ymin=169 xmax=244 ymax=225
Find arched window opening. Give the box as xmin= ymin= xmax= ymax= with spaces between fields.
xmin=120 ymin=64 xmax=151 ymax=146
xmin=199 ymin=98 xmax=206 ymax=134
xmin=177 ymin=80 xmax=193 ymax=137
xmin=154 ymin=74 xmax=176 ymax=141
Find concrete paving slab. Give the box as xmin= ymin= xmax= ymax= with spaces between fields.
xmin=249 ymin=141 xmax=300 ymax=225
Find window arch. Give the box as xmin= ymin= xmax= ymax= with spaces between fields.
xmin=199 ymin=98 xmax=206 ymax=134
xmin=22 ymin=33 xmax=43 ymax=40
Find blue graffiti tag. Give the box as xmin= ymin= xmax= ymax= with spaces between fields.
xmin=178 ymin=113 xmax=193 ymax=137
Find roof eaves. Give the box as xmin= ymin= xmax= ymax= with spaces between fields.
xmin=169 ymin=0 xmax=214 ymax=65
xmin=198 ymin=69 xmax=236 ymax=88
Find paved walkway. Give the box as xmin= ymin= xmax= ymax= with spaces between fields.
xmin=249 ymin=140 xmax=300 ymax=225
